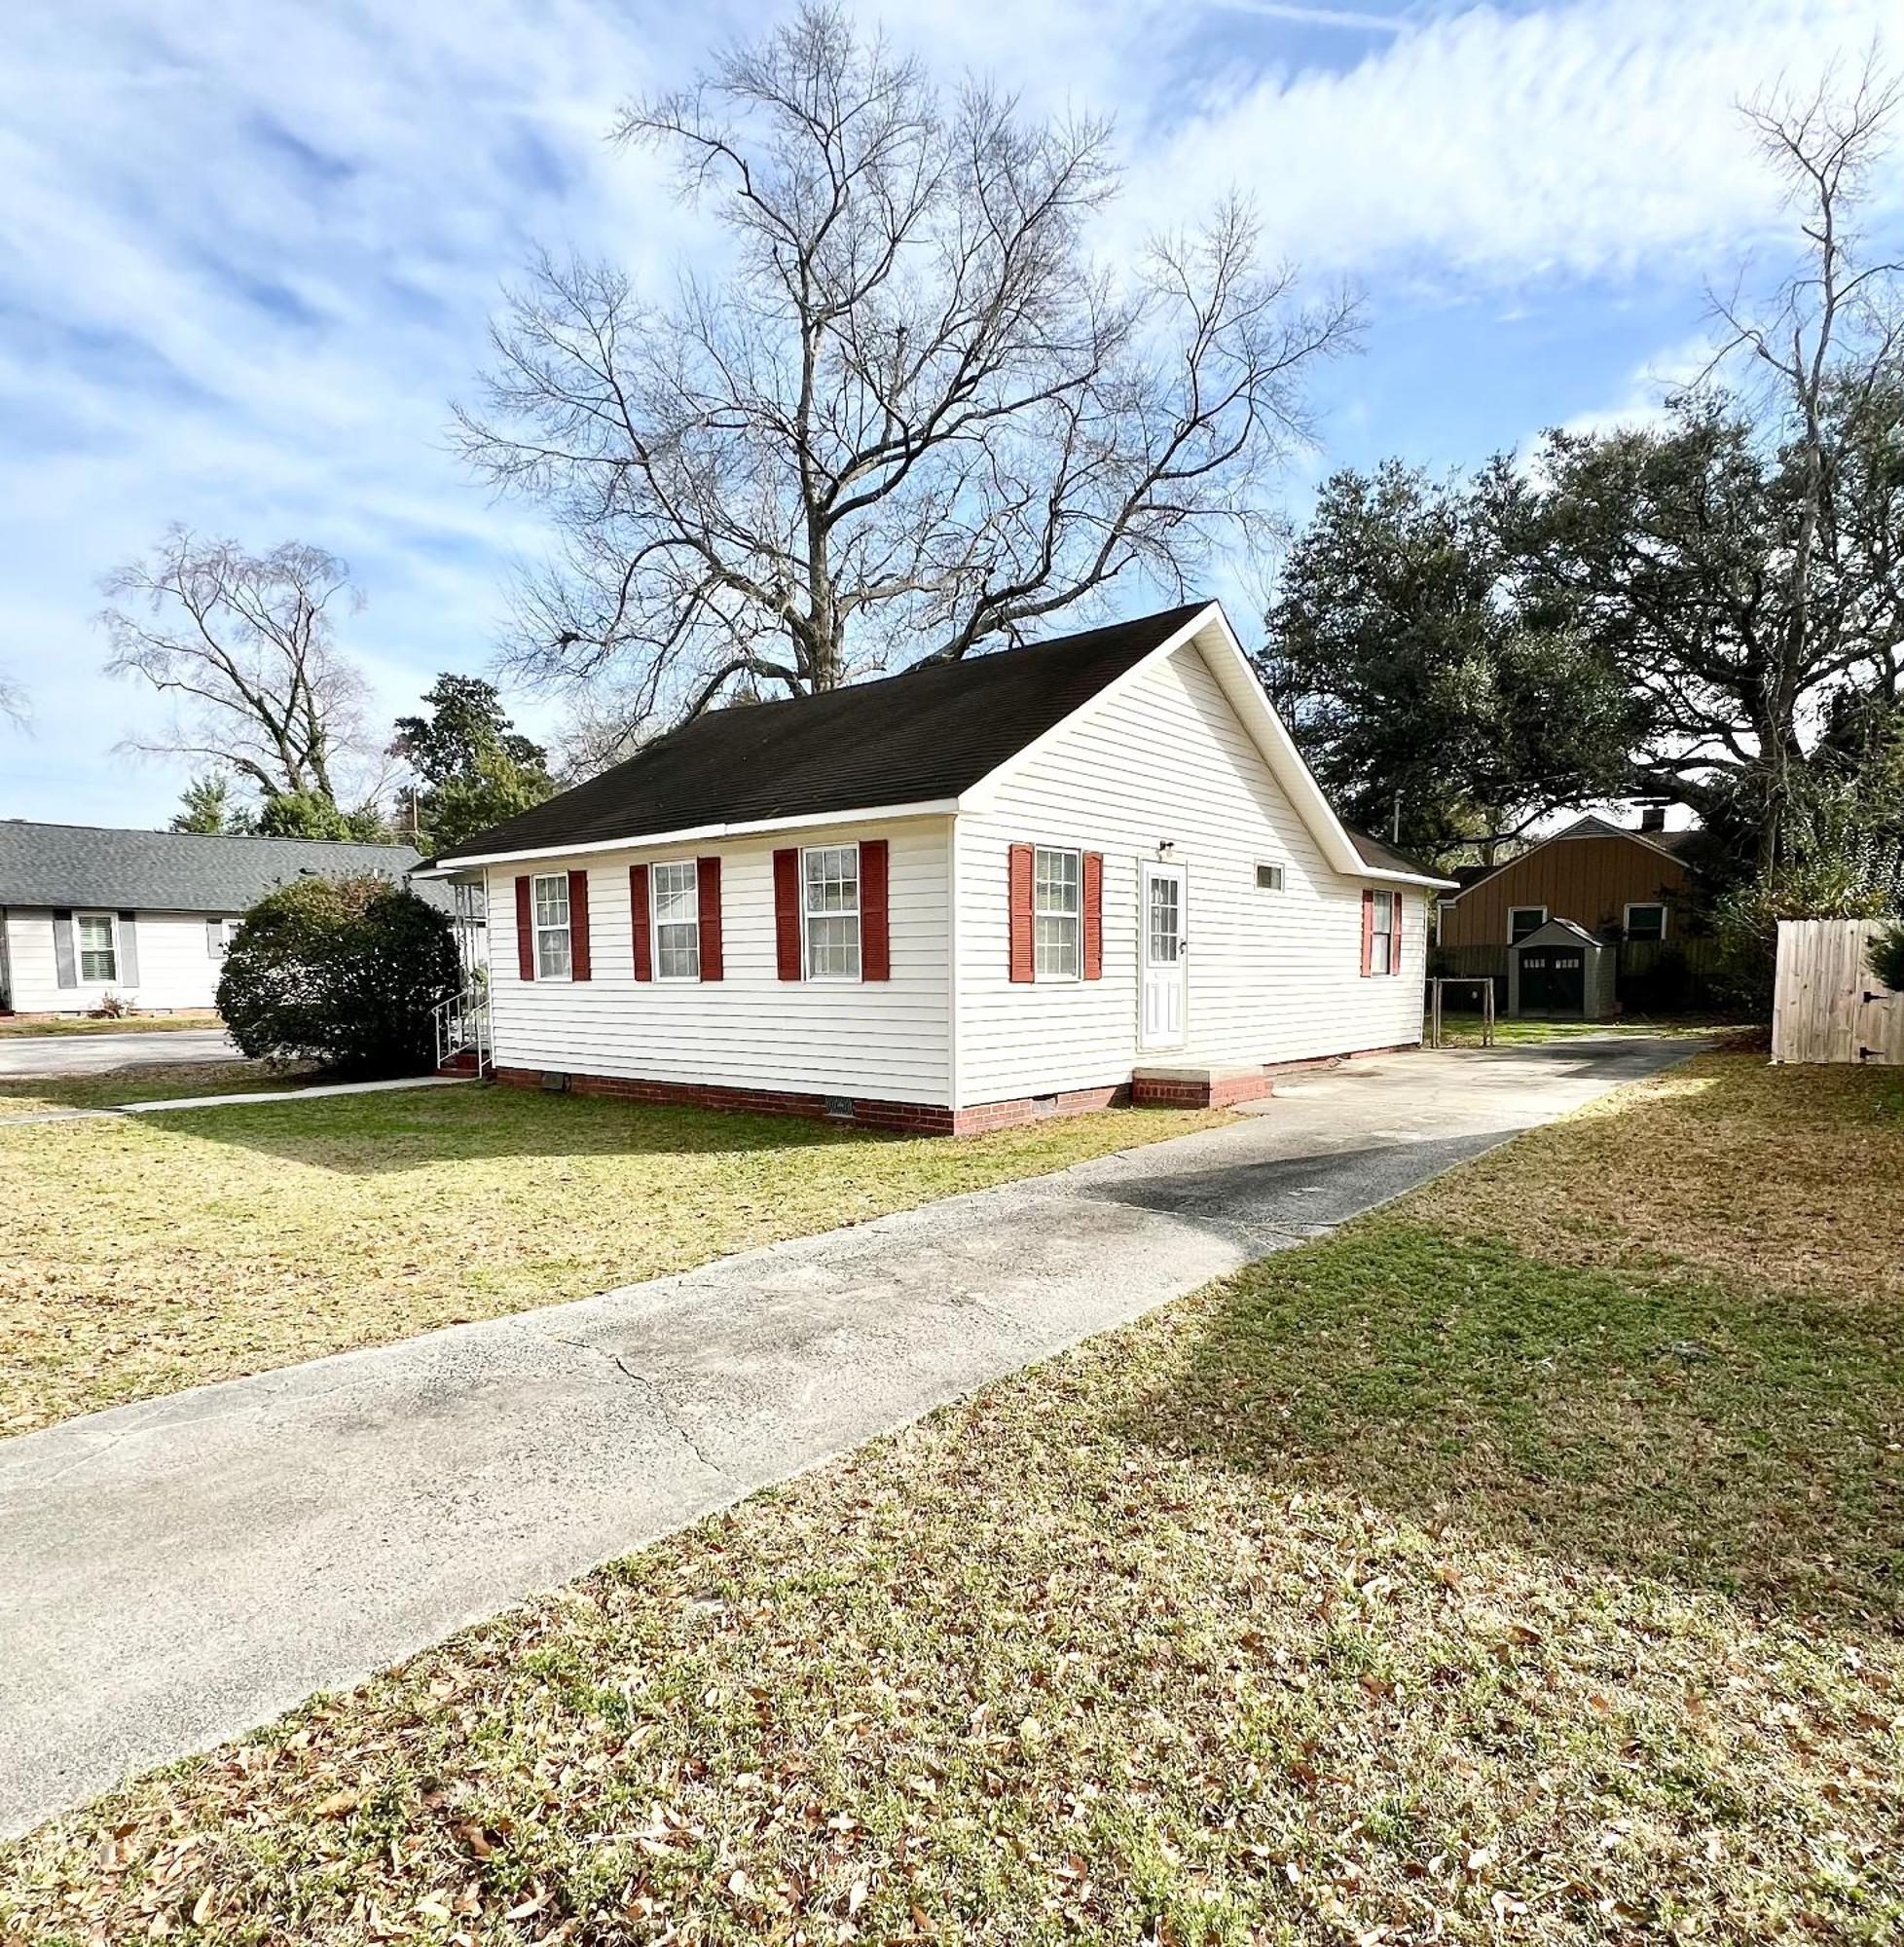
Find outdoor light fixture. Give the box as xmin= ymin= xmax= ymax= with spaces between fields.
xmin=1157 ymin=838 xmax=1177 ymax=858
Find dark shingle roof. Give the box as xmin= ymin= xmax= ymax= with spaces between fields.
xmin=1342 ymin=825 xmax=1445 ymax=881
xmin=0 ymin=822 xmax=429 ymax=913
xmin=433 ymin=605 xmax=1212 ymax=864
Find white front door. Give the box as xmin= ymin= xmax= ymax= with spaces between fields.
xmin=1140 ymin=863 xmax=1189 ymax=1049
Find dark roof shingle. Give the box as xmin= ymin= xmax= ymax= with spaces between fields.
xmin=434 ymin=605 xmax=1212 ymax=864
xmin=0 ymin=823 xmax=429 ymax=913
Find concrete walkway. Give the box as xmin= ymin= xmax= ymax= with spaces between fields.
xmin=0 ymin=1027 xmax=239 ymax=1077
xmin=0 ymin=1036 xmax=1694 ymax=1834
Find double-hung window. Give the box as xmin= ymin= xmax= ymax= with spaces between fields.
xmin=803 ymin=844 xmax=860 ymax=979
xmin=652 ymin=862 xmax=701 ymax=979
xmin=1509 ymin=905 xmax=1547 ymax=944
xmin=1369 ymin=891 xmax=1401 ymax=974
xmin=76 ymin=913 xmax=118 ymax=983
xmin=531 ymin=873 xmax=572 ymax=979
xmin=1625 ymin=901 xmax=1667 ymax=941
xmin=1035 ymin=847 xmax=1080 ymax=979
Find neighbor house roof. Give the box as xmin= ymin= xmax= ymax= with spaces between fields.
xmin=1442 ymin=812 xmax=1697 ymax=903
xmin=0 ymin=822 xmax=428 ymax=914
xmin=428 ymin=602 xmax=1457 ymax=890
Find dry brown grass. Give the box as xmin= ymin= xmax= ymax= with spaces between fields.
xmin=1406 ymin=1049 xmax=1904 ymax=1306
xmin=0 ymin=1085 xmax=1218 ymax=1437
xmin=2 ymin=1053 xmax=1898 ymax=1944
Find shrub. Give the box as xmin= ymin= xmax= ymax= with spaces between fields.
xmin=217 ymin=874 xmax=461 ymax=1077
xmin=1871 ymin=920 xmax=1904 ymax=994
xmin=1708 ymin=863 xmax=1896 ymax=1018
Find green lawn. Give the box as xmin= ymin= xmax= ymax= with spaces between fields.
xmin=0 ymin=1010 xmax=222 ymax=1038
xmin=0 ymin=1084 xmax=1219 ymax=1436
xmin=2 ymin=1051 xmax=1897 ymax=1944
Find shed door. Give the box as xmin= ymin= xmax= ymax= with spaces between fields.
xmin=1520 ymin=947 xmax=1585 ymax=1016
xmin=1140 ymin=863 xmax=1189 ymax=1049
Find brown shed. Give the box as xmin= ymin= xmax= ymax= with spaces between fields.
xmin=1436 ymin=815 xmax=1694 ymax=949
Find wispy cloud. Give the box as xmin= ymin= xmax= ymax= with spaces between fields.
xmin=0 ymin=0 xmax=1898 ymax=824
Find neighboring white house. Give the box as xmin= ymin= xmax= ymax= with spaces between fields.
xmin=0 ymin=823 xmax=430 ymax=1015
xmin=421 ymin=602 xmax=1456 ymax=1134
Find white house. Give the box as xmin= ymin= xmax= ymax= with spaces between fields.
xmin=0 ymin=822 xmax=430 ymax=1015
xmin=422 ymin=602 xmax=1455 ymax=1135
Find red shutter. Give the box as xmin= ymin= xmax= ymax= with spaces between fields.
xmin=568 ymin=868 xmax=591 ymax=981
xmin=515 ymin=875 xmax=535 ymax=982
xmin=774 ymin=848 xmax=802 ymax=980
xmin=1008 ymin=843 xmax=1035 ymax=982
xmin=629 ymin=864 xmax=652 ymax=981
xmin=1081 ymin=851 xmax=1104 ymax=980
xmin=697 ymin=857 xmax=723 ymax=981
xmin=1361 ymin=888 xmax=1375 ymax=977
xmin=860 ymin=839 xmax=890 ymax=981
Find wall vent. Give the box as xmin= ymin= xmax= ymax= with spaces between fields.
xmin=824 ymin=1094 xmax=855 ymax=1120
xmin=540 ymin=1071 xmax=570 ymax=1092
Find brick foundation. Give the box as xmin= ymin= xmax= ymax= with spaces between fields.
xmin=487 ymin=1041 xmax=1420 ymax=1136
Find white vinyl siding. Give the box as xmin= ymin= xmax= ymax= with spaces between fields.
xmin=651 ymin=862 xmax=701 ymax=980
xmin=953 ymin=640 xmax=1425 ymax=1107
xmin=487 ymin=820 xmax=951 ymax=1104
xmin=0 ymin=909 xmax=237 ymax=1013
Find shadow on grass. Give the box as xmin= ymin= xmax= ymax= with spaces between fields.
xmin=1128 ymin=1221 xmax=1904 ymax=1621
xmin=128 ymin=1080 xmax=886 ymax=1172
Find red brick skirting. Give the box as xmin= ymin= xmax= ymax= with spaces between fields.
xmin=488 ymin=1041 xmax=1420 ymax=1136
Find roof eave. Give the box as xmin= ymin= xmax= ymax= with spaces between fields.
xmin=421 ymin=797 xmax=962 ymax=873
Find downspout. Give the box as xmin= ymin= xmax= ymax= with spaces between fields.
xmin=946 ymin=814 xmax=962 ymax=1115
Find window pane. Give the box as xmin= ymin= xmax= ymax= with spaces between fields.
xmin=657 ymin=925 xmax=701 ymax=979
xmin=1148 ymin=878 xmax=1181 ymax=964
xmin=1035 ymin=848 xmax=1079 ymax=915
xmin=1035 ymin=915 xmax=1079 ymax=978
xmin=805 ymin=913 xmax=860 ymax=979
xmin=1510 ymin=907 xmax=1542 ymax=942
xmin=78 ymin=916 xmax=117 ymax=982
xmin=1627 ymin=905 xmax=1666 ymax=940
xmin=536 ymin=929 xmax=571 ymax=980
xmin=804 ymin=846 xmax=859 ymax=914
xmin=533 ymin=876 xmax=569 ymax=928
xmin=652 ymin=863 xmax=698 ymax=924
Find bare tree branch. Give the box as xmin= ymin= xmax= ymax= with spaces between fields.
xmin=97 ymin=526 xmax=380 ymax=810
xmin=452 ymin=1 xmax=1358 ymax=732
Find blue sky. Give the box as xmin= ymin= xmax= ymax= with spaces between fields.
xmin=2 ymin=0 xmax=1899 ymax=827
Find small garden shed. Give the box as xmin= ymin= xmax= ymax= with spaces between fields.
xmin=1508 ymin=918 xmax=1617 ymax=1020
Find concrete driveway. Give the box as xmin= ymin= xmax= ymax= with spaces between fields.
xmin=0 ymin=1028 xmax=239 ymax=1077
xmin=0 ymin=1034 xmax=1695 ymax=1834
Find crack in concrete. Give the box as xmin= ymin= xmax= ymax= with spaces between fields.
xmin=501 ymin=1318 xmax=736 ymax=1483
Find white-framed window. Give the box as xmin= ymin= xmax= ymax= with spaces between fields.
xmin=1625 ymin=901 xmax=1667 ymax=941
xmin=1509 ymin=905 xmax=1547 ymax=944
xmin=1256 ymin=863 xmax=1285 ymax=893
xmin=802 ymin=843 xmax=860 ymax=980
xmin=1369 ymin=890 xmax=1401 ymax=975
xmin=76 ymin=912 xmax=119 ymax=984
xmin=208 ymin=917 xmax=240 ymax=958
xmin=531 ymin=872 xmax=572 ymax=980
xmin=651 ymin=862 xmax=701 ymax=979
xmin=1034 ymin=846 xmax=1080 ymax=979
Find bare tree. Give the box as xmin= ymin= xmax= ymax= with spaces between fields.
xmin=1703 ymin=52 xmax=1904 ymax=866
xmin=455 ymin=3 xmax=1357 ymax=720
xmin=0 ymin=669 xmax=26 ymax=729
xmin=99 ymin=527 xmax=377 ymax=807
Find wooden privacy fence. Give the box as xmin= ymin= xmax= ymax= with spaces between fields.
xmin=1772 ymin=919 xmax=1904 ymax=1066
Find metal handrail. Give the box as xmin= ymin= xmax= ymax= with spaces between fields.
xmin=432 ymin=984 xmax=493 ymax=1075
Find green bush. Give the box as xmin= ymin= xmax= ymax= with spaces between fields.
xmin=217 ymin=874 xmax=461 ymax=1077
xmin=1871 ymin=920 xmax=1904 ymax=994
xmin=1708 ymin=863 xmax=1896 ymax=1017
